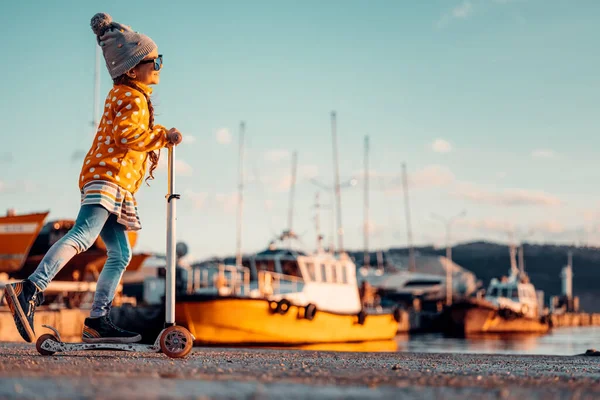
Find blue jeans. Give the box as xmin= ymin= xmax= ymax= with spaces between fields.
xmin=29 ymin=204 xmax=132 ymax=317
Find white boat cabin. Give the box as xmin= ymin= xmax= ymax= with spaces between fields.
xmin=484 ymin=275 xmax=539 ymax=318
xmin=189 ymin=248 xmax=363 ymax=314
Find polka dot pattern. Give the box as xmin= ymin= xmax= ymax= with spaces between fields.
xmin=79 ymin=83 xmax=169 ymax=195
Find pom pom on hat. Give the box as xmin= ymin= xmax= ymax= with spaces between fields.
xmin=91 ymin=13 xmax=113 ymax=36
xmin=90 ymin=12 xmax=157 ymax=79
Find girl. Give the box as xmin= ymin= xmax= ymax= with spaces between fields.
xmin=4 ymin=13 xmax=183 ymax=344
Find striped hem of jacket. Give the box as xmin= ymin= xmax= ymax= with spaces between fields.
xmin=80 ymin=180 xmax=142 ymax=231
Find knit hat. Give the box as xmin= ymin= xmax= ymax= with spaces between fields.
xmin=90 ymin=13 xmax=157 ymax=79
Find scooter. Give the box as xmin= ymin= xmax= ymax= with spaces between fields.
xmin=35 ymin=146 xmax=195 ymax=359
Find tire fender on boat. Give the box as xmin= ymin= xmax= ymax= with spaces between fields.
xmin=268 ymin=300 xmax=279 ymax=314
xmin=393 ymin=307 xmax=402 ymax=323
xmin=276 ymin=299 xmax=291 ymax=315
xmin=304 ymin=303 xmax=317 ymax=321
xmin=357 ymin=310 xmax=367 ymax=325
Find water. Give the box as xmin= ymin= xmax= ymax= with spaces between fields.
xmin=281 ymin=327 xmax=600 ymax=356
xmin=396 ymin=327 xmax=600 ymax=356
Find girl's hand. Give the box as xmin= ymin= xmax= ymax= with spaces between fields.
xmin=167 ymin=128 xmax=183 ymax=146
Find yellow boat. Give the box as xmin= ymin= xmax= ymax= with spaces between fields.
xmin=176 ymin=296 xmax=400 ymax=345
xmin=175 ymin=244 xmax=403 ymax=346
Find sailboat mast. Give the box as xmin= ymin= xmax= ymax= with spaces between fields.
xmin=314 ymin=192 xmax=323 ymax=252
xmin=363 ymin=135 xmax=370 ymax=269
xmin=235 ymin=122 xmax=245 ymax=267
xmin=331 ymin=111 xmax=344 ymax=254
xmin=287 ymin=151 xmax=298 ymax=246
xmin=401 ymin=163 xmax=416 ymax=272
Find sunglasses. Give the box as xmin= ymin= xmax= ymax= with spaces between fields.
xmin=139 ymin=54 xmax=163 ymax=71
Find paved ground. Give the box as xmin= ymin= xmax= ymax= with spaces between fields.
xmin=0 ymin=342 xmax=598 ymax=399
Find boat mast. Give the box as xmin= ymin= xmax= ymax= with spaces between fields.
xmin=314 ymin=192 xmax=323 ymax=252
xmin=401 ymin=163 xmax=416 ymax=272
xmin=363 ymin=135 xmax=370 ymax=269
xmin=287 ymin=151 xmax=298 ymax=247
xmin=331 ymin=111 xmax=344 ymax=254
xmin=235 ymin=121 xmax=245 ymax=267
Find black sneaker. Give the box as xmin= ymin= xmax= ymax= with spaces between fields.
xmin=4 ymin=280 xmax=44 ymax=343
xmin=82 ymin=315 xmax=142 ymax=344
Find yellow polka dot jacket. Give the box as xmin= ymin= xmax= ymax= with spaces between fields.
xmin=79 ymin=83 xmax=168 ymax=194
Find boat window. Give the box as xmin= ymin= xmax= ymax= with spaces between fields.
xmin=281 ymin=260 xmax=302 ymax=278
xmin=320 ymin=264 xmax=328 ymax=282
xmin=488 ymin=287 xmax=499 ymax=297
xmin=305 ymin=262 xmax=317 ymax=281
xmin=255 ymin=260 xmax=276 ymax=274
xmin=510 ymin=288 xmax=519 ymax=300
xmin=331 ymin=263 xmax=338 ymax=282
xmin=340 ymin=265 xmax=348 ymax=283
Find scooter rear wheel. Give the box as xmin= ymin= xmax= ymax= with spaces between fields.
xmin=160 ymin=326 xmax=193 ymax=359
xmin=36 ymin=334 xmax=58 ymax=356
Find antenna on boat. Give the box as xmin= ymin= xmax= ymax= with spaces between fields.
xmin=331 ymin=111 xmax=345 ymax=255
xmin=401 ymin=163 xmax=416 ymax=272
xmin=363 ymin=135 xmax=370 ymax=269
xmin=235 ymin=121 xmax=245 ymax=267
xmin=287 ymin=151 xmax=298 ymax=248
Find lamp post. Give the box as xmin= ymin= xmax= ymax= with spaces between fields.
xmin=431 ymin=210 xmax=467 ymax=306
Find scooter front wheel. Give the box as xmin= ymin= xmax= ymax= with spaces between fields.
xmin=36 ymin=334 xmax=58 ymax=356
xmin=160 ymin=326 xmax=193 ymax=359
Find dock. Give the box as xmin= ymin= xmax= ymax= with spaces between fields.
xmin=0 ymin=342 xmax=599 ymax=399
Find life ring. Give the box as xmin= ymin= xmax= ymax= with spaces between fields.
xmin=357 ymin=310 xmax=367 ymax=325
xmin=276 ymin=299 xmax=291 ymax=315
xmin=304 ymin=303 xmax=317 ymax=321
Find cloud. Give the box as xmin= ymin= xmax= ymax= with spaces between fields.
xmin=272 ymin=164 xmax=320 ymax=192
xmin=264 ymin=149 xmax=291 ymax=163
xmin=451 ymin=183 xmax=562 ymax=207
xmin=383 ymin=165 xmax=455 ymax=194
xmin=214 ymin=192 xmax=238 ymax=213
xmin=0 ymin=180 xmax=38 ymax=195
xmin=184 ymin=190 xmax=209 ymax=209
xmin=531 ymin=149 xmax=556 ymax=159
xmin=437 ymin=1 xmax=474 ymax=28
xmin=410 ymin=165 xmax=455 ymax=189
xmin=183 ymin=190 xmax=238 ymax=213
xmin=431 ymin=139 xmax=453 ymax=153
xmin=183 ymin=135 xmax=196 ymax=144
xmin=456 ymin=218 xmax=515 ymax=235
xmin=215 ymin=128 xmax=232 ymax=145
xmin=157 ymin=157 xmax=193 ymax=176
xmin=532 ymin=220 xmax=565 ymax=235
xmin=452 ymin=1 xmax=473 ymax=18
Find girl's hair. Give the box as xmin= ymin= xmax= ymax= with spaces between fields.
xmin=112 ymin=74 xmax=160 ymax=186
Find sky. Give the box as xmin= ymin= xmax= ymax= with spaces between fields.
xmin=1 ymin=0 xmax=600 ymax=261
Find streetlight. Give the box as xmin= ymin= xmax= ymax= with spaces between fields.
xmin=431 ymin=210 xmax=467 ymax=306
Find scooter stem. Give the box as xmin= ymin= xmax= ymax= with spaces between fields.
xmin=165 ymin=145 xmax=179 ymax=326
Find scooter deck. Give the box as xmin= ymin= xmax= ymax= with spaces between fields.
xmin=38 ymin=324 xmax=162 ymax=354
xmin=39 ymin=338 xmax=161 ymax=354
